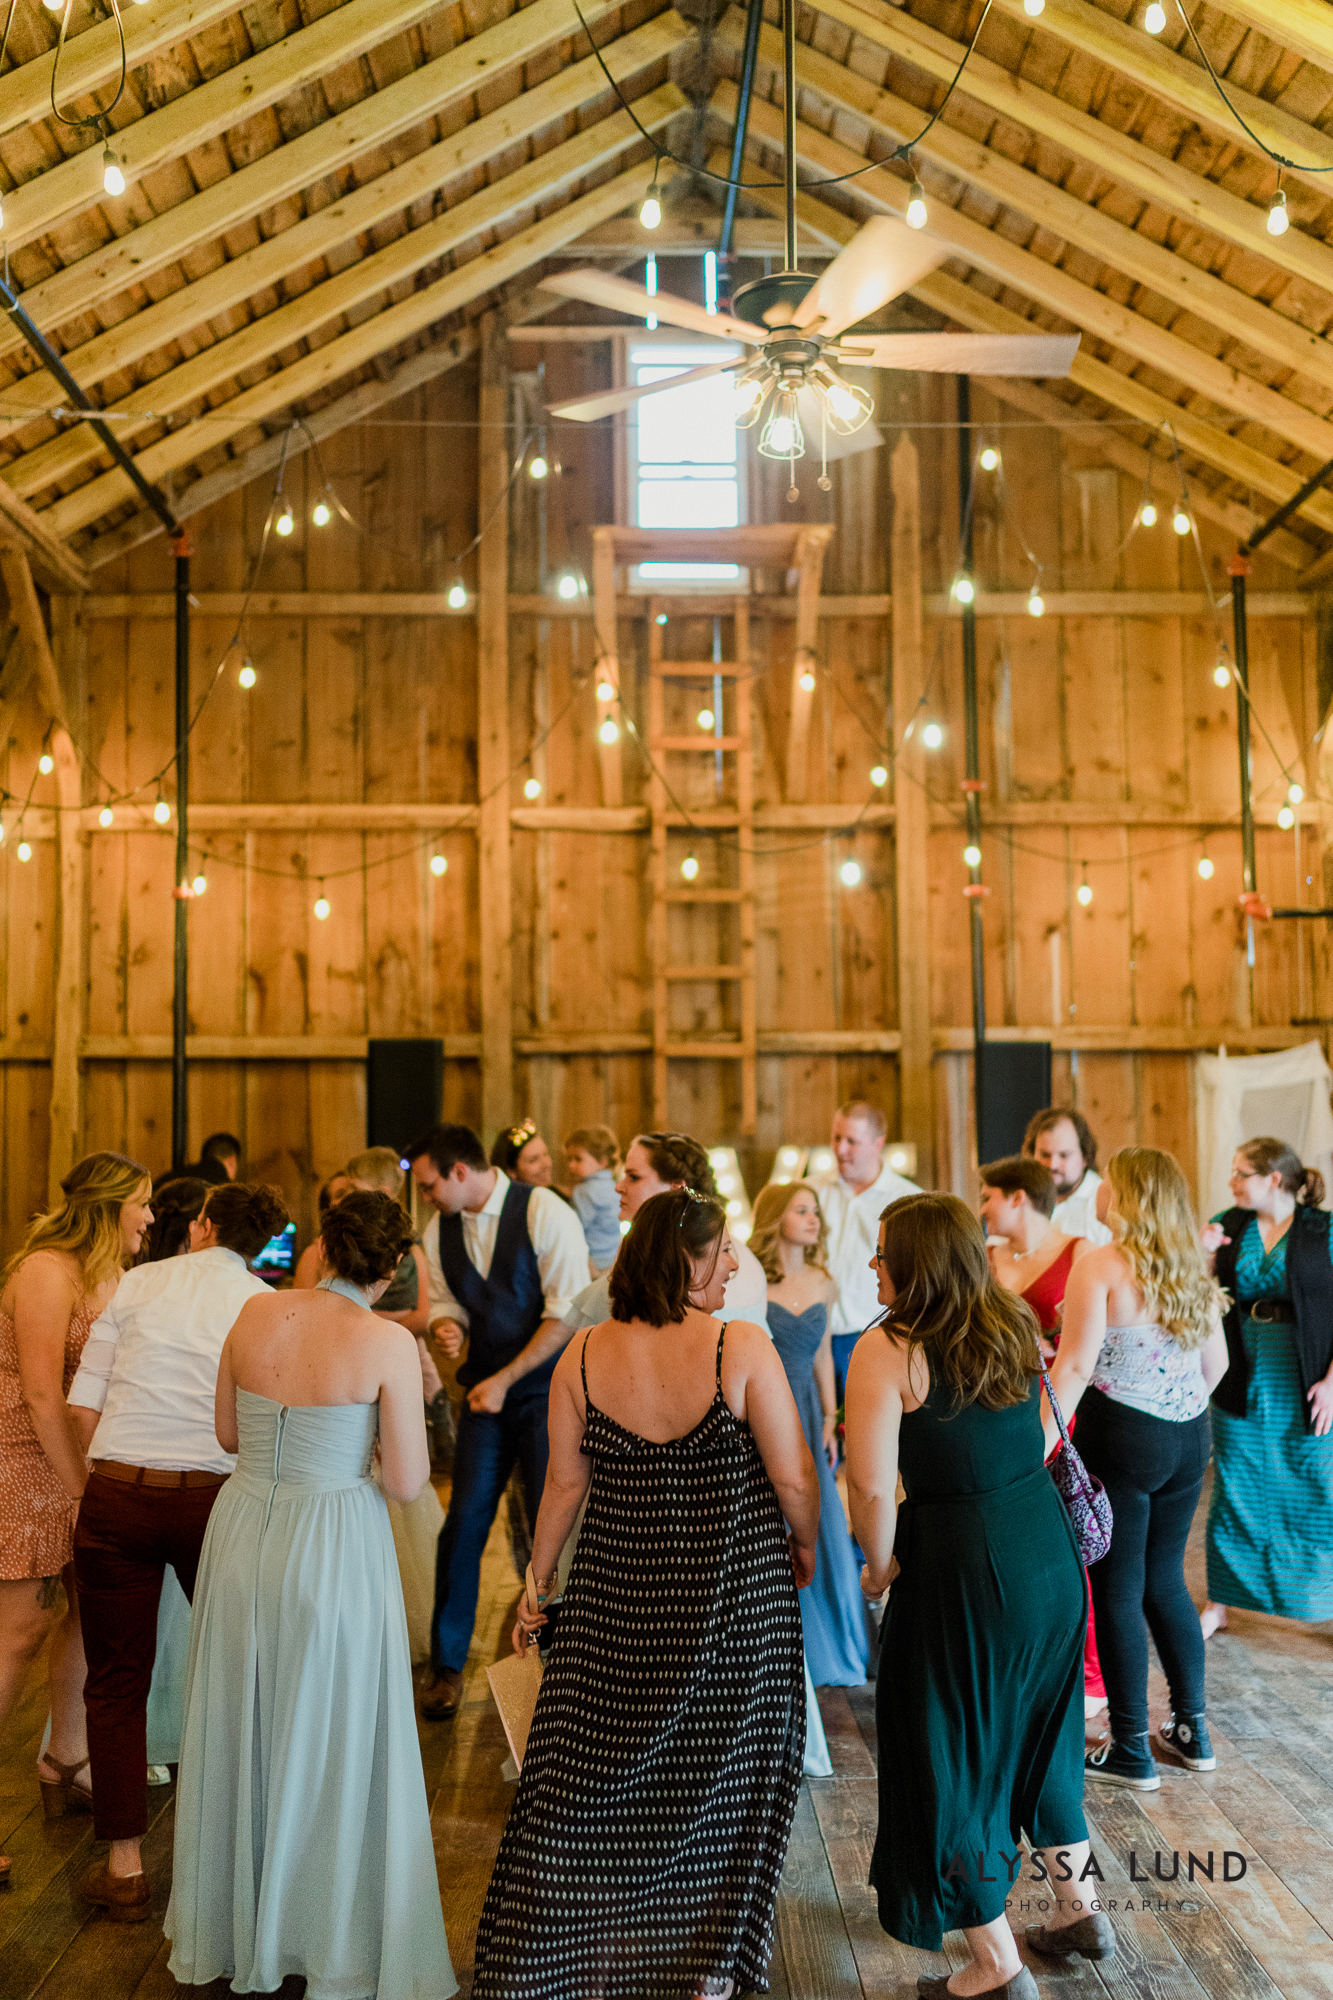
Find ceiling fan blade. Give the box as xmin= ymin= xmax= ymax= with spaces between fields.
xmin=549 ymin=362 xmax=739 ymax=423
xmin=539 ymin=268 xmax=764 ymax=346
xmin=834 ymin=332 xmax=1081 ymax=377
xmin=792 ymin=217 xmax=948 ymax=338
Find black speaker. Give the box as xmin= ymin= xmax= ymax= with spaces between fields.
xmin=367 ymin=1039 xmax=444 ymax=1155
xmin=977 ymin=1041 xmax=1052 ymax=1166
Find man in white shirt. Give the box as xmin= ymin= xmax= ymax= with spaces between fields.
xmin=67 ymin=1182 xmax=283 ymax=1919
xmin=1022 ymin=1107 xmax=1112 ymax=1247
xmin=407 ymin=1122 xmax=590 ymax=1720
xmin=811 ymin=1100 xmax=920 ymax=1403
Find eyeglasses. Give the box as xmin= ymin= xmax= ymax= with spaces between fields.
xmin=872 ymin=1244 xmax=888 ymax=1265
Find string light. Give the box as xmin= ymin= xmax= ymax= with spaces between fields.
xmin=870 ymin=764 xmax=888 ymax=785
xmin=1023 ymin=0 xmax=1045 ymax=13
xmin=799 ymin=669 xmax=816 ymax=691
xmin=598 ymin=718 xmax=619 ymax=745
xmin=840 ymin=858 xmax=863 ymax=887
xmin=1267 ymin=184 xmax=1290 ymax=238
xmin=1077 ymin=876 xmax=1093 ymax=906
xmin=1144 ymin=2 xmax=1167 ymax=32
xmin=964 ymin=843 xmax=982 ymax=868
xmin=1198 ymin=852 xmax=1214 ymax=880
xmin=1138 ymin=501 xmax=1158 ymax=528
xmin=192 ymin=871 xmax=208 ymax=896
xmin=17 ymin=838 xmax=31 ymax=862
xmin=979 ymin=446 xmax=1000 ymax=471
xmin=639 ymin=172 xmax=662 ymax=229
xmin=952 ymin=575 xmax=975 ymax=605
xmin=596 ymin=677 xmax=616 ymax=701
xmin=102 ymin=145 xmax=125 ymax=197
xmin=523 ymin=777 xmax=542 ymax=799
xmin=557 ymin=573 xmax=580 ymax=600
xmin=697 ymin=708 xmax=715 ymax=730
xmin=238 ymin=657 xmax=257 ymax=687
xmin=153 ymin=797 xmax=170 ymax=825
xmin=274 ymin=500 xmax=294 ymax=537
xmin=655 ymin=612 xmax=668 ymax=627
xmin=1278 ymin=804 xmax=1295 ymax=830
xmin=38 ymin=752 xmax=53 ymax=774
xmin=529 ymin=454 xmax=549 ymax=480
xmin=311 ymin=497 xmax=332 ymax=527
xmin=1028 ymin=581 xmax=1045 ymax=618
xmin=1289 ymin=782 xmax=1304 ymax=803
xmin=98 ymin=805 xmax=114 ymax=827
xmin=446 ymin=581 xmax=467 ymax=610
xmin=313 ymin=886 xmax=331 ymax=920
xmin=430 ymin=853 xmax=447 ymax=876
xmin=905 ymin=180 xmax=928 ymax=230
xmin=921 ymin=724 xmax=944 ymax=751
xmin=681 ymin=854 xmax=699 ymax=881
xmin=1213 ymin=660 xmax=1231 ymax=688
xmin=1172 ymin=504 xmax=1192 ymax=536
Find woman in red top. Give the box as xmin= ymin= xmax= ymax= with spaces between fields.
xmin=982 ymin=1154 xmax=1106 ymax=1719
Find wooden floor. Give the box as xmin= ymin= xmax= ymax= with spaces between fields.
xmin=2 ymin=1478 xmax=1331 ymax=2000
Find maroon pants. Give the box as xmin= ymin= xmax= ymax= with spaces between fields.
xmin=73 ymin=1470 xmax=224 ymax=1841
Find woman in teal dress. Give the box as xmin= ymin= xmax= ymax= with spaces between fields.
xmin=750 ymin=1180 xmax=868 ymax=1686
xmin=845 ymin=1193 xmax=1113 ymax=1996
xmin=168 ymin=1191 xmax=455 ymax=1999
xmin=1200 ymin=1138 xmax=1333 ymax=1636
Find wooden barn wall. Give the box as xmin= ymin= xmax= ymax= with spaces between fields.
xmin=0 ymin=358 xmax=1325 ymax=1254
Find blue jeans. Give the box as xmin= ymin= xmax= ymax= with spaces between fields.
xmin=431 ymin=1393 xmax=550 ymax=1675
xmin=831 ymin=1331 xmax=859 ymax=1412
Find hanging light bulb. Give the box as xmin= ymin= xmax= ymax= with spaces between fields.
xmin=313 ymin=888 xmax=331 ymax=920
xmin=1197 ymin=852 xmax=1214 ymax=880
xmin=42 ymin=0 xmax=63 ymax=11
xmin=238 ymin=657 xmax=257 ymax=688
xmin=905 ymin=180 xmax=928 ymax=230
xmin=274 ymin=499 xmax=295 ymax=537
xmin=697 ymin=708 xmax=715 ymax=730
xmin=979 ymin=445 xmax=1000 ymax=471
xmin=557 ymin=573 xmax=580 ymax=600
xmin=1023 ymin=0 xmax=1045 ymax=13
xmin=870 ymin=764 xmax=889 ymax=786
xmin=1138 ymin=500 xmax=1158 ymax=528
xmin=17 ymin=838 xmax=31 ymax=861
xmin=430 ymin=852 xmax=448 ymax=877
xmin=1077 ymin=877 xmax=1094 ymax=906
xmin=964 ymin=843 xmax=982 ymax=868
xmin=1289 ymin=782 xmax=1304 ymax=804
xmin=799 ymin=670 xmax=816 ymax=692
xmin=1144 ymin=1 xmax=1167 ymax=32
xmin=529 ymin=454 xmax=549 ymax=480
xmin=840 ymin=858 xmax=863 ymax=887
xmin=922 ymin=723 xmax=944 ymax=750
xmin=192 ymin=871 xmax=208 ymax=896
xmin=311 ymin=497 xmax=332 ymax=527
xmin=1213 ymin=660 xmax=1231 ymax=688
xmin=102 ymin=145 xmax=125 ymax=197
xmin=758 ymin=388 xmax=804 ymax=461
xmin=1267 ymin=185 xmax=1289 ymax=238
xmin=98 ymin=805 xmax=114 ymax=828
xmin=1028 ymin=581 xmax=1045 ymax=617
xmin=1172 ymin=504 xmax=1191 ymax=536
xmin=523 ymin=777 xmax=542 ymax=800
xmin=681 ymin=854 xmax=699 ymax=881
xmin=813 ymin=365 xmax=872 ymax=437
xmin=952 ymin=574 xmax=975 ymax=605
xmin=447 ymin=581 xmax=467 ymax=610
xmin=38 ymin=752 xmax=54 ymax=774
xmin=153 ymin=797 xmax=170 ymax=825
xmin=1278 ymin=804 xmax=1296 ymax=830
xmin=640 ymin=173 xmax=662 ymax=229
xmin=598 ymin=718 xmax=619 ymax=745
xmin=596 ymin=677 xmax=616 ymax=701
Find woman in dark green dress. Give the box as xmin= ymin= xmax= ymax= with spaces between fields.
xmin=845 ymin=1193 xmax=1113 ymax=1999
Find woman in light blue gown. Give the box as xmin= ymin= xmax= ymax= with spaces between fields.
xmin=751 ymin=1181 xmax=869 ymax=1687
xmin=167 ymin=1190 xmax=455 ymax=2000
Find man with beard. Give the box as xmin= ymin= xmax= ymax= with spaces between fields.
xmin=1023 ymin=1107 xmax=1111 ymax=1245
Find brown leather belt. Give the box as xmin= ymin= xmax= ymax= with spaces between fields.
xmin=90 ymin=1461 xmax=228 ymax=1489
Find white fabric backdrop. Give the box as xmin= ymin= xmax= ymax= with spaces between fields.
xmin=1193 ymin=1040 xmax=1333 ymax=1221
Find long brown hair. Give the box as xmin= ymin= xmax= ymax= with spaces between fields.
xmin=877 ymin=1193 xmax=1039 ymax=1410
xmin=6 ymin=1151 xmax=150 ymax=1293
xmin=749 ymin=1181 xmax=829 ymax=1284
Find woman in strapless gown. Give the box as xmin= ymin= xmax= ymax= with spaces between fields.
xmin=167 ymin=1191 xmax=455 ymax=1999
xmin=751 ymin=1181 xmax=869 ymax=1687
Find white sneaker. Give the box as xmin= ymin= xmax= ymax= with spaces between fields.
xmin=146 ymin=1764 xmax=172 ymax=1786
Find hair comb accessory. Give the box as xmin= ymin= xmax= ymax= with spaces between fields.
xmin=506 ymin=1119 xmax=537 ymax=1147
xmin=676 ymin=1185 xmax=709 ymax=1224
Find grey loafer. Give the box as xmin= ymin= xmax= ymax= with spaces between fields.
xmin=1026 ymin=1910 xmax=1116 ymax=1960
xmin=917 ymin=1971 xmax=1039 ymax=2000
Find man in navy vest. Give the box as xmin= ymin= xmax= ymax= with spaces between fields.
xmin=407 ymin=1122 xmax=591 ymax=1721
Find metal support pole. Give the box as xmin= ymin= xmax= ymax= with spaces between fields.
xmin=782 ymin=0 xmax=797 ymax=273
xmin=171 ymin=531 xmax=192 ymax=1171
xmin=958 ymin=378 xmax=986 ymax=1157
xmin=1229 ymin=553 xmax=1256 ymax=897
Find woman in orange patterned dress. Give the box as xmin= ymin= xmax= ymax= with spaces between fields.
xmin=0 ymin=1153 xmax=153 ymax=1882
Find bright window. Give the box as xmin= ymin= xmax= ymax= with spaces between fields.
xmin=629 ymin=342 xmax=743 ymax=582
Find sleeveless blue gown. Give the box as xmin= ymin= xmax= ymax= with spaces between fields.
xmin=767 ymin=1300 xmax=869 ymax=1687
xmin=167 ymin=1280 xmax=455 ymax=1999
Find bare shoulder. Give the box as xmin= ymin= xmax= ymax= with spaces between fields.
xmin=10 ymin=1249 xmax=82 ymax=1312
xmin=1072 ymin=1242 xmax=1125 ymax=1283
xmin=719 ymin=1317 xmax=774 ymax=1366
xmin=848 ymin=1321 xmax=912 ymax=1391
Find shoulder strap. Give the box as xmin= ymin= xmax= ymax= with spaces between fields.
xmin=715 ymin=1322 xmax=726 ymax=1391
xmin=580 ymin=1328 xmax=593 ymax=1407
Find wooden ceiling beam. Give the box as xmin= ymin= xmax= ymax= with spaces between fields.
xmin=0 ymin=548 xmax=66 ymax=729
xmin=0 ymin=15 xmax=689 ymax=448
xmin=728 ymin=152 xmax=1331 ymax=557
xmin=983 ymin=0 xmax=1333 ymax=199
xmin=0 ymin=474 xmax=90 ymax=593
xmin=727 ymin=23 xmax=1333 ymax=404
xmin=27 ymin=87 xmax=687 ymax=529
xmin=0 ymin=0 xmax=632 ymax=373
xmin=797 ymin=0 xmax=1333 ymax=302
xmin=42 ymin=150 xmax=682 ymax=540
xmin=728 ymin=89 xmax=1333 ymax=483
xmin=1 ymin=0 xmax=452 ymax=256
xmin=1189 ymin=0 xmax=1333 ymax=78
xmin=0 ymin=0 xmax=243 ymax=141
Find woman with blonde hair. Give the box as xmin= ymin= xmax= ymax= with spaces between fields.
xmin=0 ymin=1151 xmax=152 ymax=1883
xmin=751 ymin=1180 xmax=867 ymax=1686
xmin=846 ymin=1193 xmax=1105 ymax=1990
xmin=1049 ymin=1148 xmax=1228 ymax=1794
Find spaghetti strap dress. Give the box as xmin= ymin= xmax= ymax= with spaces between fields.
xmin=0 ymin=1262 xmax=96 ymax=1579
xmin=767 ymin=1299 xmax=868 ymax=1686
xmin=472 ymin=1322 xmax=804 ymax=2000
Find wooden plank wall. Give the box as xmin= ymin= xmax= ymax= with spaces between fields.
xmin=0 ymin=358 xmax=1323 ymax=1253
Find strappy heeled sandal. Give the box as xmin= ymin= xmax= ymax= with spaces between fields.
xmin=38 ymin=1753 xmax=93 ymax=1819
xmin=0 ymin=1850 xmax=11 ymax=1885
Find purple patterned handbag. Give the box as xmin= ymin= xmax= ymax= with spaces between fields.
xmin=1038 ymin=1353 xmax=1113 ymax=1564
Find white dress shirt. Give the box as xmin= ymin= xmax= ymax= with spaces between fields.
xmin=68 ymin=1247 xmax=270 ymax=1475
xmin=423 ymin=1170 xmax=591 ymax=1330
xmin=560 ymin=1238 xmax=771 ymax=1338
xmin=1052 ymin=1168 xmax=1112 ymax=1246
xmin=815 ymin=1160 xmax=921 ymax=1336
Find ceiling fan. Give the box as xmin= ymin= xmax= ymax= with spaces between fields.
xmin=539 ymin=1 xmax=1079 ymax=474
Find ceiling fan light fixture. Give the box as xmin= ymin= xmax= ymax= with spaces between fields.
xmin=733 ymin=366 xmax=771 ymax=429
xmin=758 ymin=389 xmax=805 ymax=462
xmin=905 ymin=180 xmax=928 ymax=230
xmin=813 ymin=365 xmax=873 ymax=436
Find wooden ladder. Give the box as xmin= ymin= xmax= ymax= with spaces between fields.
xmin=647 ymin=597 xmax=757 ymax=1135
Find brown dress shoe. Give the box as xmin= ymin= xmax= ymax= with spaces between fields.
xmin=79 ymin=1862 xmax=151 ymax=1923
xmin=917 ymin=1972 xmax=1038 ymax=2000
xmin=420 ymin=1668 xmax=465 ymax=1720
xmin=1026 ymin=1910 xmax=1116 ymax=1961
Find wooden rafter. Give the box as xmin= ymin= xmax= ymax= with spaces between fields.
xmin=1209 ymin=0 xmax=1333 ymax=73
xmin=0 ymin=0 xmax=632 ymax=376
xmin=8 ymin=78 xmax=689 ymax=508
xmin=0 ymin=12 xmax=689 ymax=440
xmin=724 ymin=91 xmax=1333 ymax=513
xmin=36 ymin=127 xmax=685 ymax=541
xmin=795 ymin=0 xmax=1333 ymax=303
xmin=0 ymin=0 xmax=242 ymax=140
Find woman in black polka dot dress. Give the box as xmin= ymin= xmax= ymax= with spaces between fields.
xmin=473 ymin=1190 xmax=820 ymax=2000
